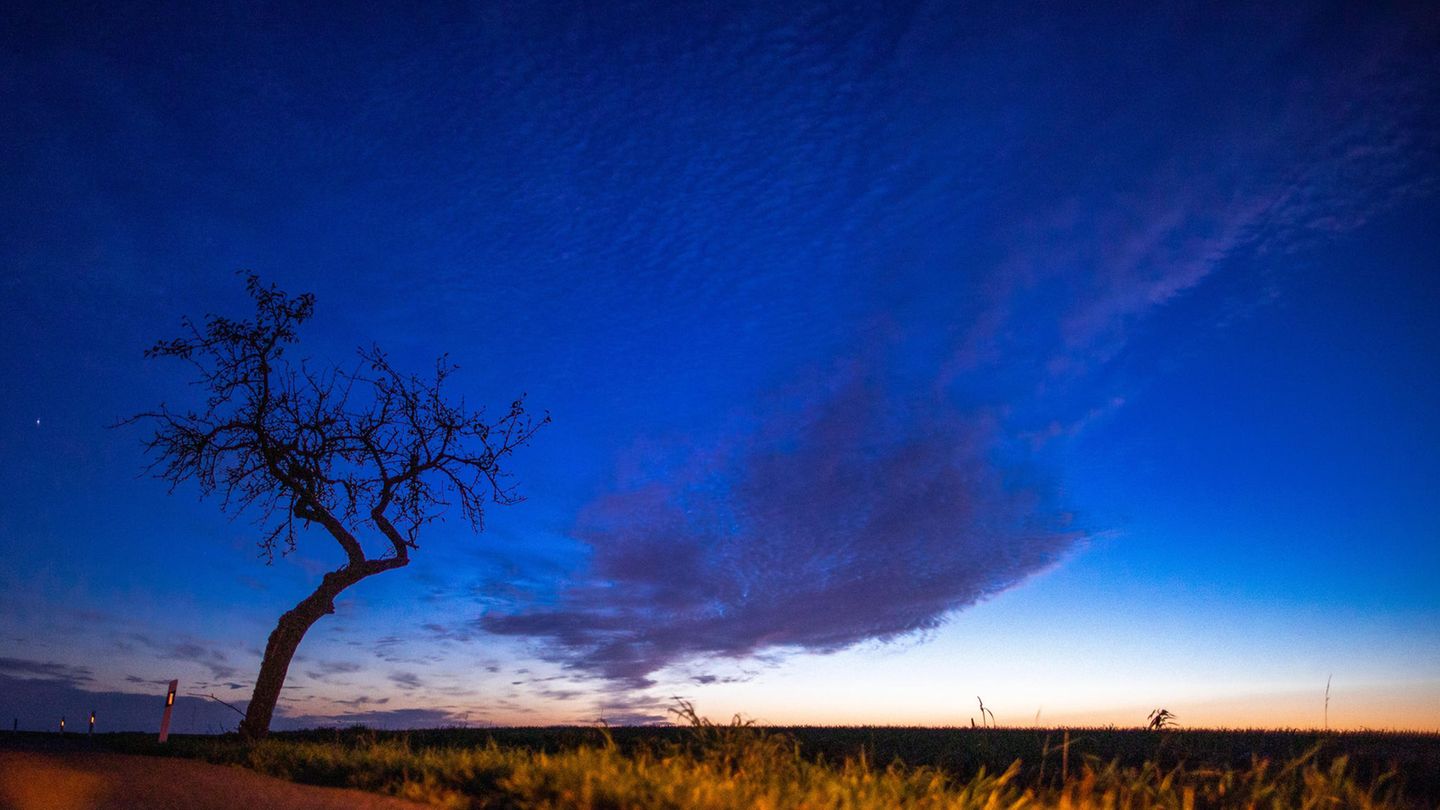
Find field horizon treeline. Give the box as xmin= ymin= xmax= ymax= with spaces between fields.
xmin=40 ymin=707 xmax=1435 ymax=809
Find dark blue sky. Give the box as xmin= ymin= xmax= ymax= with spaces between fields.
xmin=2 ymin=1 xmax=1437 ymax=730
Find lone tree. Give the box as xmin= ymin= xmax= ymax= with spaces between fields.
xmin=124 ymin=274 xmax=547 ymax=740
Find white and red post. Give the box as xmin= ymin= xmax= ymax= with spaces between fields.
xmin=158 ymin=680 xmax=178 ymax=743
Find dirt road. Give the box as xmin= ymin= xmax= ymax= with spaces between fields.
xmin=0 ymin=750 xmax=428 ymax=810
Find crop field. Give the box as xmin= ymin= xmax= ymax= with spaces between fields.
xmin=81 ymin=710 xmax=1440 ymax=809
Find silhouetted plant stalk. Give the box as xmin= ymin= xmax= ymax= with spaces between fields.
xmin=1325 ymin=674 xmax=1332 ymax=730
xmin=1147 ymin=708 xmax=1177 ymax=730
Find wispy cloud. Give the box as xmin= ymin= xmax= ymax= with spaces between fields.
xmin=303 ymin=659 xmax=364 ymax=683
xmin=0 ymin=657 xmax=93 ymax=685
xmin=593 ymin=692 xmax=672 ymax=726
xmin=1020 ymin=30 xmax=1435 ymax=384
xmin=333 ymin=695 xmax=390 ymax=708
xmin=121 ymin=634 xmax=239 ymax=681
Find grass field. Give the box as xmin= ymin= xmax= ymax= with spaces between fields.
xmin=76 ymin=707 xmax=1438 ymax=809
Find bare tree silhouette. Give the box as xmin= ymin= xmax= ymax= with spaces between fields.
xmin=122 ymin=274 xmax=547 ymax=739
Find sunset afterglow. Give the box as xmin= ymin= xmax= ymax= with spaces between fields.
xmin=2 ymin=1 xmax=1437 ymax=736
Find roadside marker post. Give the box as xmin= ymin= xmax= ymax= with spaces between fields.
xmin=158 ymin=679 xmax=178 ymax=743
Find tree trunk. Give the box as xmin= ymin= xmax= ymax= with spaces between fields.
xmin=238 ymin=562 xmax=403 ymax=740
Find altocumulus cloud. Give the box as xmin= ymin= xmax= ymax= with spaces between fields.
xmin=483 ymin=371 xmax=1077 ymax=688
xmin=482 ymin=2 xmax=1438 ymax=692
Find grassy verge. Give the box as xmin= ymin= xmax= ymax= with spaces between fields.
xmin=94 ymin=710 xmax=1431 ymax=809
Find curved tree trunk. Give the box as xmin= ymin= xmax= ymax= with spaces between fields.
xmin=238 ymin=560 xmax=405 ymax=740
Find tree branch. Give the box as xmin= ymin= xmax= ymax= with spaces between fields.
xmin=122 ymin=272 xmax=546 ymax=566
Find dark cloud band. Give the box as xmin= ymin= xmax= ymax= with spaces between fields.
xmin=484 ymin=374 xmax=1077 ymax=686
